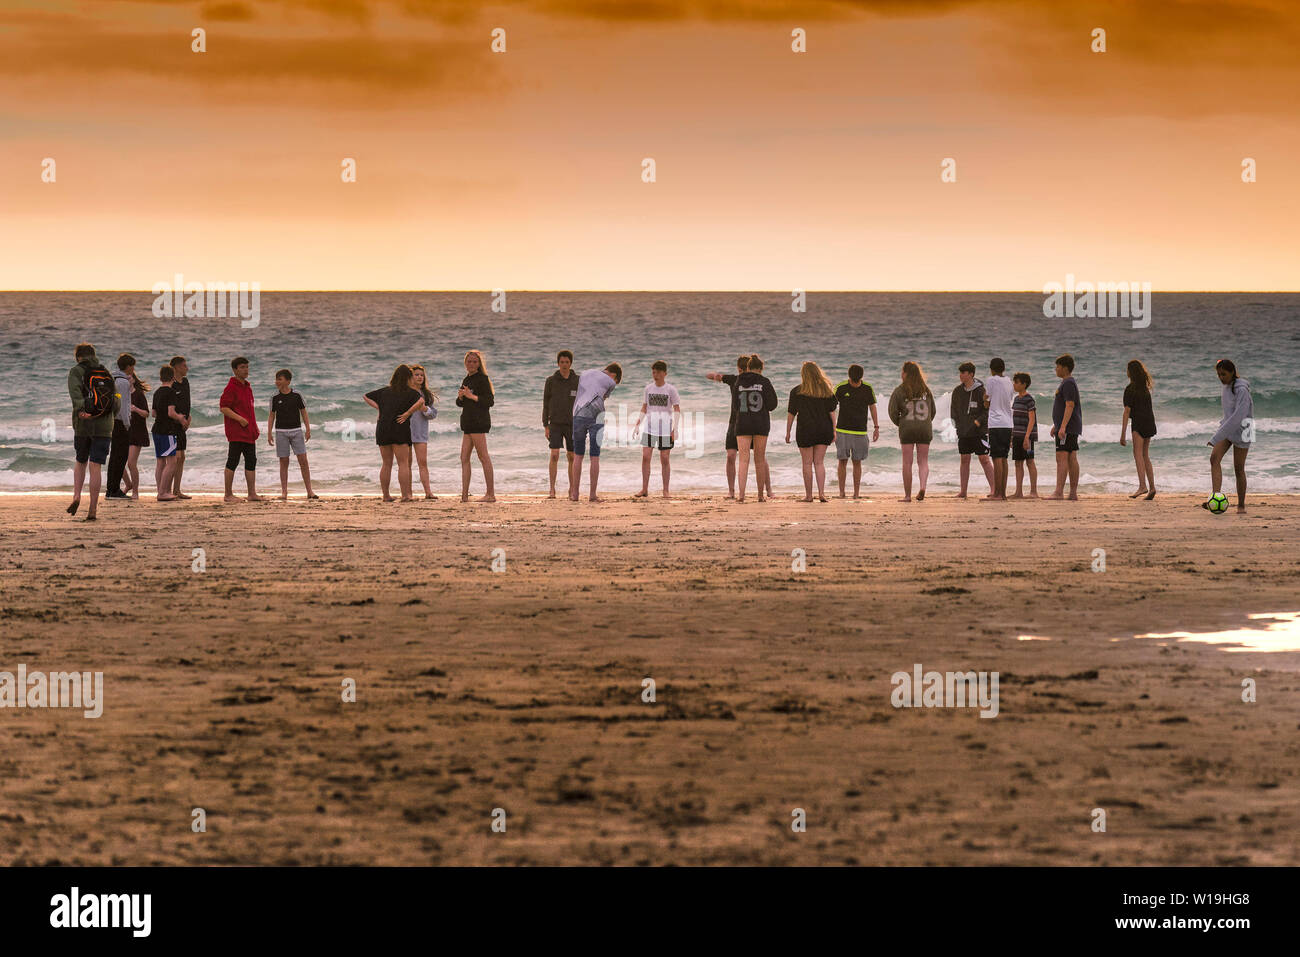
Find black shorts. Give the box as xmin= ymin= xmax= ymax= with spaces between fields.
xmin=958 ymin=435 xmax=989 ymax=456
xmin=987 ymin=428 xmax=1012 ymax=459
xmin=548 ymin=424 xmax=573 ymax=451
xmin=1054 ymin=433 xmax=1079 ymax=453
xmin=225 ymin=441 xmax=257 ymax=471
xmin=1012 ymin=439 xmax=1035 ymax=461
xmin=725 ymin=429 xmax=738 ymax=451
xmin=74 ymin=435 xmax=111 ymax=465
xmin=176 ymin=431 xmax=187 ymax=452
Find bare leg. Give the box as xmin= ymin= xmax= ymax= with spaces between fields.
xmin=753 ymin=435 xmax=770 ymax=501
xmin=637 ymin=446 xmax=651 ymax=496
xmin=736 ymin=436 xmax=752 ymax=502
xmin=1131 ymin=435 xmax=1148 ymax=493
xmin=837 ymin=458 xmax=847 ymax=498
xmin=1232 ymin=444 xmax=1248 ymax=511
xmin=459 ymin=433 xmax=472 ymax=502
xmin=660 ymin=448 xmax=671 ymax=497
xmin=472 ymin=433 xmax=494 ymax=501
xmin=172 ymin=448 xmax=187 ymax=497
xmin=1049 ymin=449 xmax=1068 ymax=498
xmin=588 ymin=455 xmax=601 ymax=502
xmin=958 ymin=454 xmax=971 ymax=497
xmin=900 ymin=443 xmax=913 ymax=501
xmin=395 ymin=444 xmax=413 ymax=501
xmin=569 ymin=453 xmax=584 ymax=501
xmin=245 ymin=468 xmax=262 ymax=501
xmin=726 ymin=448 xmax=737 ymax=499
xmin=1027 ymin=459 xmax=1038 ymax=496
xmin=297 ymin=453 xmax=314 ymax=497
xmin=979 ymin=455 xmax=995 ymax=496
xmin=70 ymin=460 xmax=86 ymax=513
xmin=799 ymin=446 xmax=814 ymax=500
xmin=158 ymin=459 xmax=177 ymax=501
xmin=414 ymin=442 xmax=433 ymax=497
xmin=1067 ymin=452 xmax=1079 ymax=499
xmin=917 ymin=444 xmax=930 ymax=499
xmin=280 ymin=457 xmax=290 ymax=498
xmin=813 ymin=445 xmax=828 ymax=500
xmin=548 ymin=448 xmax=560 ymax=498
xmin=1013 ymin=460 xmax=1024 ymax=498
xmin=379 ymin=445 xmax=395 ymax=501
xmin=126 ymin=446 xmax=140 ymax=498
xmin=853 ymin=459 xmax=862 ymax=498
xmin=85 ymin=462 xmax=102 ymax=519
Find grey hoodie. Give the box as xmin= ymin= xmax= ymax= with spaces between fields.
xmin=1211 ymin=377 xmax=1253 ymax=447
xmin=113 ymin=369 xmax=133 ymax=429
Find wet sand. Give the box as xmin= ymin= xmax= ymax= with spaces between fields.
xmin=1 ymin=492 xmax=1297 ymax=865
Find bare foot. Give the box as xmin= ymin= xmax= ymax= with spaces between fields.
xmin=589 ymin=496 xmax=603 ymax=503
xmin=1129 ymin=489 xmax=1147 ymax=499
xmin=67 ymin=498 xmax=80 ymax=516
xmin=916 ymin=490 xmax=925 ymax=501
xmin=980 ymin=495 xmax=1005 ymax=502
xmin=479 ymin=495 xmax=495 ymax=503
xmin=802 ymin=496 xmax=814 ymax=502
xmin=1067 ymin=494 xmax=1079 ymax=501
xmin=280 ymin=492 xmax=288 ymax=500
xmin=1011 ymin=492 xmax=1024 ymax=499
xmin=1029 ymin=492 xmax=1039 ymax=499
xmin=175 ymin=493 xmax=192 ymax=500
xmin=661 ymin=493 xmax=671 ymax=499
xmin=633 ymin=491 xmax=648 ymax=498
xmin=223 ymin=495 xmax=240 ymax=503
xmin=382 ymin=495 xmax=395 ymax=503
xmin=247 ymin=495 xmax=264 ymax=502
xmin=1045 ymin=493 xmax=1066 ymax=500
xmin=84 ymin=513 xmax=97 ymax=521
xmin=547 ymin=491 xmax=557 ymax=499
xmin=818 ymin=495 xmax=828 ymax=502
xmin=158 ymin=495 xmax=177 ymax=502
xmin=424 ymin=494 xmax=436 ymax=500
xmin=853 ymin=493 xmax=861 ymax=499
xmin=899 ymin=496 xmax=911 ymax=502
xmin=725 ymin=493 xmax=736 ymax=500
xmin=838 ymin=492 xmax=846 ymax=499
xmin=308 ymin=493 xmax=320 ymax=500
xmin=1236 ymin=505 xmax=1247 ymax=513
xmin=1144 ymin=490 xmax=1156 ymax=501
xmin=460 ymin=495 xmax=470 ymax=503
xmin=955 ymin=493 xmax=967 ymax=499
xmin=400 ymin=496 xmax=414 ymax=502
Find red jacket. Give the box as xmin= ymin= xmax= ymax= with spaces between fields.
xmin=220 ymin=376 xmax=260 ymax=443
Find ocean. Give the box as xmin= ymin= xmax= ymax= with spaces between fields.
xmin=2 ymin=292 xmax=1297 ymax=495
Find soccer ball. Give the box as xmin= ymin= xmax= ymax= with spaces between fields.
xmin=1207 ymin=491 xmax=1229 ymax=514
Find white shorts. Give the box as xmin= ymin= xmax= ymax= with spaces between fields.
xmin=275 ymin=429 xmax=307 ymax=457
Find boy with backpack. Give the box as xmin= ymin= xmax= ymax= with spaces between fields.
xmin=66 ymin=342 xmax=120 ymax=520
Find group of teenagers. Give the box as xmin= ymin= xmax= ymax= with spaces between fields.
xmin=64 ymin=341 xmax=1258 ymax=517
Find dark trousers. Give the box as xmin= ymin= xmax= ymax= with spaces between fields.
xmin=106 ymin=419 xmax=129 ymax=493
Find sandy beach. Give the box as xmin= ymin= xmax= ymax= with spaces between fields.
xmin=1 ymin=492 xmax=1297 ymax=866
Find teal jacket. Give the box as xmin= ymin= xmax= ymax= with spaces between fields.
xmin=68 ymin=355 xmax=120 ymax=439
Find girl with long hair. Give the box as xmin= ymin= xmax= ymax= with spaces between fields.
xmin=456 ymin=350 xmax=496 ymax=503
xmin=363 ymin=363 xmax=424 ymax=502
xmin=1119 ymin=359 xmax=1157 ymax=500
xmin=888 ymin=361 xmax=937 ymax=502
xmin=1206 ymin=359 xmax=1253 ymax=513
xmin=409 ymin=363 xmax=439 ymax=499
xmin=784 ymin=361 xmax=838 ymax=502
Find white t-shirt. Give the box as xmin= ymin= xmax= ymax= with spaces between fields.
xmin=642 ymin=381 xmax=680 ymax=436
xmin=573 ymin=369 xmax=617 ymax=419
xmin=986 ymin=374 xmax=1014 ymax=429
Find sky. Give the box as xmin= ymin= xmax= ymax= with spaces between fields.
xmin=1 ymin=0 xmax=1297 ymax=290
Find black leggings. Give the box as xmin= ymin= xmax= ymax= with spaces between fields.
xmin=225 ymin=441 xmax=257 ymax=472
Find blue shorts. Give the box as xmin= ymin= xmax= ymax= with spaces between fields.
xmin=152 ymin=434 xmax=178 ymax=458
xmin=74 ymin=435 xmax=111 ymax=465
xmin=573 ymin=415 xmax=604 ymax=457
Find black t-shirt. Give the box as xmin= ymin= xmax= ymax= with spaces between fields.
xmin=1123 ymin=384 xmax=1156 ymax=436
xmin=172 ymin=377 xmax=191 ymax=419
xmin=834 ymin=381 xmax=875 ymax=433
xmin=151 ymin=385 xmax=178 ymax=435
xmin=788 ymin=387 xmax=838 ymax=446
xmin=366 ymin=386 xmax=421 ymax=445
xmin=721 ymin=373 xmax=742 ymax=432
xmin=271 ymin=390 xmax=306 ymax=430
xmin=733 ymin=372 xmax=777 ymax=435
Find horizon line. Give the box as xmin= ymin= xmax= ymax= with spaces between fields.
xmin=3 ymin=289 xmax=1298 ymax=295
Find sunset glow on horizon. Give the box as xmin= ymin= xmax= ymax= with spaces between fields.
xmin=3 ymin=0 xmax=1297 ymax=291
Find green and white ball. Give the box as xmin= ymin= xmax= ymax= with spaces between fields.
xmin=1207 ymin=491 xmax=1229 ymax=514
